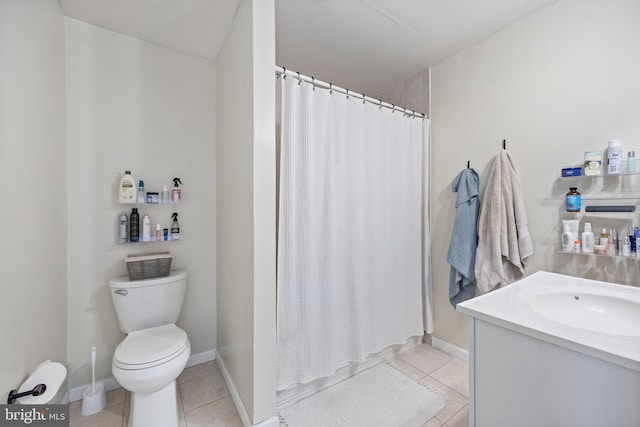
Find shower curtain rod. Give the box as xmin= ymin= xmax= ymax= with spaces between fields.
xmin=275 ymin=66 xmax=426 ymax=119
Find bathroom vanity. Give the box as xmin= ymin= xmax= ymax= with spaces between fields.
xmin=457 ymin=271 xmax=640 ymax=427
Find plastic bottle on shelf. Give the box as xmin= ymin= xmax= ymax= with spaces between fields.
xmin=142 ymin=214 xmax=151 ymax=242
xmin=118 ymin=212 xmax=128 ymax=243
xmin=129 ymin=208 xmax=140 ymax=242
xmin=628 ymin=151 xmax=636 ymax=173
xmin=622 ymin=235 xmax=631 ymax=256
xmin=582 ymin=222 xmax=594 ymax=253
xmin=118 ymin=171 xmax=137 ymax=203
xmin=161 ymin=185 xmax=170 ymax=204
xmin=599 ymin=228 xmax=608 ymax=246
xmin=607 ymin=140 xmax=623 ymax=174
xmin=172 ymin=178 xmax=182 ymax=203
xmin=171 ymin=212 xmax=181 ymax=240
xmin=565 ymin=187 xmax=581 ymax=212
xmin=561 ymin=225 xmax=572 ymax=252
xmin=155 ymin=224 xmax=161 ymax=241
xmin=137 ymin=180 xmax=146 ymax=203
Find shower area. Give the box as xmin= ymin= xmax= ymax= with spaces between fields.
xmin=275 ymin=67 xmax=433 ymax=405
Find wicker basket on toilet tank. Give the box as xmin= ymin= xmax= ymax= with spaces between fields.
xmin=125 ymin=252 xmax=172 ymax=281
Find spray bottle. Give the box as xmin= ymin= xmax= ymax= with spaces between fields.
xmin=172 ymin=178 xmax=182 ymax=203
xmin=171 ymin=212 xmax=181 ymax=240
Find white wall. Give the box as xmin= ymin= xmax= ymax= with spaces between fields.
xmin=431 ymin=0 xmax=640 ymax=349
xmin=216 ymin=0 xmax=276 ymax=424
xmin=65 ymin=18 xmax=216 ymax=387
xmin=0 ymin=0 xmax=67 ymax=397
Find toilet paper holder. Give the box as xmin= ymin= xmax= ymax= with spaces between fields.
xmin=6 ymin=384 xmax=47 ymax=404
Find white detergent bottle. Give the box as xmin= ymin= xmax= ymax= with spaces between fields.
xmin=118 ymin=170 xmax=137 ymax=203
xmin=582 ymin=222 xmax=594 ymax=253
xmin=142 ymin=214 xmax=151 ymax=242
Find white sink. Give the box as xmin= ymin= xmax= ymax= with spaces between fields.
xmin=529 ymin=290 xmax=640 ymax=336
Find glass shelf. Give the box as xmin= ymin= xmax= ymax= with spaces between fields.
xmin=556 ymin=250 xmax=640 ymax=260
xmin=116 ymin=235 xmax=182 ymax=244
xmin=559 ymin=170 xmax=640 ymax=180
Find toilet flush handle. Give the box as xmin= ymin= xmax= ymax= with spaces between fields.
xmin=114 ymin=289 xmax=128 ymax=296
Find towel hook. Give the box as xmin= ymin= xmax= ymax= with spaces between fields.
xmin=467 ymin=161 xmax=471 ymax=168
xmin=502 ymin=139 xmax=506 ymax=150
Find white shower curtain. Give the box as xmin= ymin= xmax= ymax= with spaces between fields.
xmin=277 ymin=76 xmax=429 ymax=391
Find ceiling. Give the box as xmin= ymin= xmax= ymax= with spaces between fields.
xmin=60 ymin=0 xmax=557 ymax=94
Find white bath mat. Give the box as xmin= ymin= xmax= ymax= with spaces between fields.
xmin=277 ymin=361 xmax=446 ymax=427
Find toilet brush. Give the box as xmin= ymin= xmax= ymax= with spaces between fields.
xmin=81 ymin=347 xmax=106 ymax=416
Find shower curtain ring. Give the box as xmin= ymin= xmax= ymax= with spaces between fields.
xmin=282 ymin=67 xmax=286 ymax=79
xmin=392 ymin=104 xmax=395 ymax=113
xmin=329 ymin=83 xmax=333 ymax=94
xmin=346 ymin=89 xmax=349 ymax=99
xmin=312 ymin=76 xmax=315 ymax=91
xmin=379 ymin=99 xmax=382 ymax=109
xmin=297 ymin=72 xmax=301 ymax=85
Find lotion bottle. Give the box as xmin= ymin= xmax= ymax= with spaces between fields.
xmin=118 ymin=212 xmax=128 ymax=243
xmin=561 ymin=225 xmax=572 ymax=252
xmin=142 ymin=214 xmax=151 ymax=242
xmin=119 ymin=171 xmax=137 ymax=203
xmin=582 ymin=222 xmax=594 ymax=253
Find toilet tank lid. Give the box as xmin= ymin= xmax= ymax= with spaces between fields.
xmin=109 ymin=270 xmax=187 ymax=289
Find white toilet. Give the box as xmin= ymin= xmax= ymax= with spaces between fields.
xmin=109 ymin=270 xmax=190 ymax=427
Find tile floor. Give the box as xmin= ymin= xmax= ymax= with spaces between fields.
xmin=69 ymin=343 xmax=468 ymax=427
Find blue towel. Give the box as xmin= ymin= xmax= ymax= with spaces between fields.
xmin=447 ymin=168 xmax=480 ymax=307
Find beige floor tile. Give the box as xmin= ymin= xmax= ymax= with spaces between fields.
xmin=69 ymin=388 xmax=126 ymax=420
xmin=421 ymin=376 xmax=468 ymax=424
xmin=180 ymin=372 xmax=229 ymax=412
xmin=388 ymin=356 xmax=429 ymax=380
xmin=444 ymin=405 xmax=469 ymax=427
xmin=420 ymin=343 xmax=459 ymax=360
xmin=184 ymin=396 xmax=243 ymax=427
xmin=422 ymin=416 xmax=444 ymax=427
xmin=69 ymin=403 xmax=124 ymax=427
xmin=179 ymin=360 xmax=219 ymax=385
xmin=396 ymin=344 xmax=452 ymax=375
xmin=430 ymin=358 xmax=469 ymax=398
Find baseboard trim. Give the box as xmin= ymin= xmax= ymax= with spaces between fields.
xmin=431 ymin=336 xmax=469 ymax=361
xmin=68 ymin=349 xmax=217 ymax=402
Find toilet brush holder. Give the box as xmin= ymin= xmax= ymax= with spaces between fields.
xmin=81 ymin=347 xmax=106 ymax=416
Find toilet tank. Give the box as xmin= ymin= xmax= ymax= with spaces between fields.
xmin=109 ymin=270 xmax=188 ymax=334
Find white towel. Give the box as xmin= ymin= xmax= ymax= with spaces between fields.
xmin=475 ymin=150 xmax=533 ymax=293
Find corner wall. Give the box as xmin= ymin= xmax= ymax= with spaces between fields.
xmin=430 ymin=0 xmax=640 ymax=349
xmin=65 ymin=18 xmax=216 ymax=387
xmin=0 ymin=0 xmax=67 ymax=397
xmin=216 ymin=0 xmax=276 ymax=424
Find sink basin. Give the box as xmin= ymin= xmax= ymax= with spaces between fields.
xmin=529 ymin=291 xmax=640 ymax=336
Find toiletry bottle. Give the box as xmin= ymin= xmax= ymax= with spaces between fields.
xmin=608 ymin=140 xmax=623 ymax=174
xmin=628 ymin=151 xmax=636 ymax=173
xmin=582 ymin=222 xmax=594 ymax=253
xmin=573 ymin=240 xmax=581 ymax=253
xmin=606 ymin=235 xmax=615 ymax=256
xmin=137 ymin=180 xmax=146 ymax=203
xmin=565 ymin=187 xmax=580 ymax=212
xmin=171 ymin=212 xmax=180 ymax=240
xmin=142 ymin=214 xmax=151 ymax=242
xmin=623 ymin=235 xmax=631 ymax=256
xmin=561 ymin=225 xmax=572 ymax=252
xmin=162 ymin=185 xmax=170 ymax=204
xmin=629 ymin=226 xmax=636 ymax=254
xmin=172 ymin=178 xmax=182 ymax=204
xmin=129 ymin=208 xmax=140 ymax=242
xmin=156 ymin=224 xmax=161 ymax=241
xmin=118 ymin=211 xmax=128 ymax=243
xmin=118 ymin=170 xmax=137 ymax=203
xmin=599 ymin=228 xmax=608 ymax=246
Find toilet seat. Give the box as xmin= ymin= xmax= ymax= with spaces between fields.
xmin=114 ymin=324 xmax=189 ymax=370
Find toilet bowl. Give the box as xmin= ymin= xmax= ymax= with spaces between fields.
xmin=112 ymin=324 xmax=190 ymax=427
xmin=109 ymin=270 xmax=190 ymax=427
